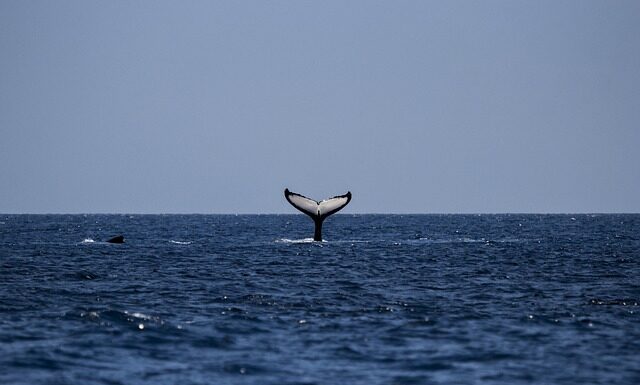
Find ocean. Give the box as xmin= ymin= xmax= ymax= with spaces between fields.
xmin=0 ymin=214 xmax=638 ymax=384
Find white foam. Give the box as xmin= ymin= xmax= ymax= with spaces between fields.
xmin=275 ymin=238 xmax=318 ymax=244
xmin=81 ymin=238 xmax=96 ymax=243
xmin=417 ymin=237 xmax=522 ymax=244
xmin=276 ymin=238 xmax=368 ymax=244
xmin=124 ymin=311 xmax=154 ymax=320
xmin=169 ymin=240 xmax=192 ymax=245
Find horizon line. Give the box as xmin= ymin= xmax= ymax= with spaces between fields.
xmin=1 ymin=212 xmax=639 ymax=216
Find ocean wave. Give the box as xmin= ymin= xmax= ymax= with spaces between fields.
xmin=169 ymin=240 xmax=192 ymax=245
xmin=275 ymin=238 xmax=369 ymax=244
xmin=74 ymin=309 xmax=174 ymax=331
xmin=416 ymin=237 xmax=523 ymax=244
xmin=275 ymin=238 xmax=318 ymax=244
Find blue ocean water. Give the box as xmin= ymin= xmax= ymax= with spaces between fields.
xmin=0 ymin=214 xmax=639 ymax=384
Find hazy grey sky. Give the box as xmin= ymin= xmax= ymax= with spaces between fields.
xmin=1 ymin=1 xmax=639 ymax=213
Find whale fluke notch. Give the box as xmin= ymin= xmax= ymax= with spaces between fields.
xmin=106 ymin=235 xmax=125 ymax=244
xmin=284 ymin=188 xmax=352 ymax=241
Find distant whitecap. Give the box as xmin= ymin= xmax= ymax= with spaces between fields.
xmin=169 ymin=240 xmax=192 ymax=245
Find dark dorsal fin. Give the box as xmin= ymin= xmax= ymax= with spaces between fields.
xmin=106 ymin=235 xmax=125 ymax=244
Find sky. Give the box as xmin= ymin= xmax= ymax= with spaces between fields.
xmin=1 ymin=1 xmax=639 ymax=214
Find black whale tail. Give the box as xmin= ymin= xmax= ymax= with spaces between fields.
xmin=284 ymin=188 xmax=352 ymax=241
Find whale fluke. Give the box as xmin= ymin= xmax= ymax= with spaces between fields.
xmin=106 ymin=235 xmax=125 ymax=244
xmin=284 ymin=188 xmax=352 ymax=241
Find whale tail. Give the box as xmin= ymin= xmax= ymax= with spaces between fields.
xmin=284 ymin=188 xmax=352 ymax=241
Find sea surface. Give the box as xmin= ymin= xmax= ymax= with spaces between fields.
xmin=0 ymin=214 xmax=639 ymax=385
